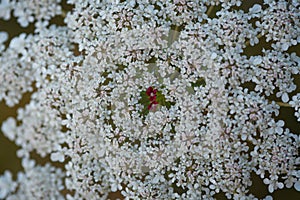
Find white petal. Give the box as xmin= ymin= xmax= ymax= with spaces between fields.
xmin=275 ymin=127 xmax=283 ymax=135
xmin=268 ymin=184 xmax=274 ymax=193
xmin=50 ymin=152 xmax=65 ymax=162
xmin=253 ymin=57 xmax=262 ymax=65
xmin=241 ymin=134 xmax=247 ymax=141
xmin=211 ymin=52 xmax=217 ymax=59
xmin=111 ymin=183 xmax=118 ymax=192
xmin=277 ymin=182 xmax=284 ymax=189
xmin=277 ymin=120 xmax=284 ymax=127
xmin=0 ymin=31 xmax=8 ymax=43
xmin=1 ymin=117 xmax=16 ymax=140
xmin=281 ymin=93 xmax=289 ymax=103
xmin=250 ymin=4 xmax=262 ymax=13
xmin=263 ymin=178 xmax=270 ymax=184
xmin=282 ymin=43 xmax=289 ymax=51
xmin=294 ymin=181 xmax=300 ymax=191
xmin=264 ymin=195 xmax=273 ymax=200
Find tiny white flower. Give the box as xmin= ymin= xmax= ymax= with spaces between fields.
xmin=281 ymin=92 xmax=289 ymax=103
xmin=0 ymin=0 xmax=11 ymax=20
xmin=294 ymin=181 xmax=300 ymax=191
xmin=50 ymin=152 xmax=65 ymax=162
xmin=0 ymin=31 xmax=8 ymax=43
xmin=264 ymin=195 xmax=273 ymax=200
xmin=249 ymin=4 xmax=262 ymax=14
xmin=253 ymin=56 xmax=262 ymax=65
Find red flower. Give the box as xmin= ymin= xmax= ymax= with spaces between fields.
xmin=146 ymin=86 xmax=158 ymax=110
xmin=146 ymin=87 xmax=157 ymax=96
xmin=149 ymin=94 xmax=157 ymax=101
xmin=148 ymin=100 xmax=158 ymax=110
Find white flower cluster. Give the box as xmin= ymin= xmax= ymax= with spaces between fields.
xmin=0 ymin=0 xmax=62 ymax=28
xmin=0 ymin=158 xmax=65 ymax=200
xmin=0 ymin=0 xmax=299 ymax=199
xmin=290 ymin=93 xmax=300 ymax=122
xmin=255 ymin=0 xmax=300 ymax=51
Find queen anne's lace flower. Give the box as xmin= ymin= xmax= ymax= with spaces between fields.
xmin=0 ymin=0 xmax=299 ymax=199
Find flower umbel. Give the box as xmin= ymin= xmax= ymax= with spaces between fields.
xmin=0 ymin=0 xmax=299 ymax=199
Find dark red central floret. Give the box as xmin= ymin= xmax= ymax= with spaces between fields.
xmin=146 ymin=87 xmax=158 ymax=110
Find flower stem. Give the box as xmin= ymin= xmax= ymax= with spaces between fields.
xmin=207 ymin=6 xmax=214 ymax=17
xmin=61 ymin=10 xmax=67 ymax=18
xmin=168 ymin=25 xmax=180 ymax=47
xmin=276 ymin=102 xmax=292 ymax=107
xmin=173 ymin=25 xmax=179 ymax=42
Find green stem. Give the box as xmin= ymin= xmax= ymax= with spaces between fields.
xmin=172 ymin=25 xmax=179 ymax=44
xmin=276 ymin=102 xmax=292 ymax=107
xmin=168 ymin=26 xmax=180 ymax=47
xmin=61 ymin=10 xmax=67 ymax=18
xmin=207 ymin=6 xmax=214 ymax=17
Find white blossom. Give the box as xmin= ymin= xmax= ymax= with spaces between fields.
xmin=0 ymin=0 xmax=12 ymax=20
xmin=0 ymin=0 xmax=299 ymax=199
xmin=0 ymin=171 xmax=17 ymax=199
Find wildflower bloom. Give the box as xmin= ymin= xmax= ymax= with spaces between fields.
xmin=0 ymin=1 xmax=299 ymax=199
xmin=146 ymin=86 xmax=157 ymax=101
